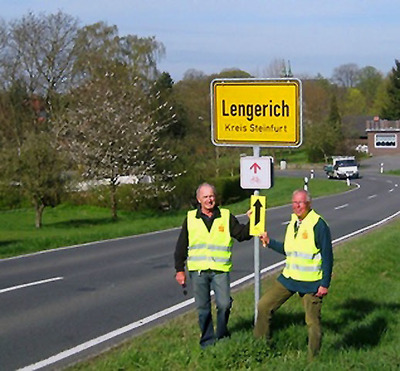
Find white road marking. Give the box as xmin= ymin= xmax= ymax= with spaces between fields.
xmin=18 ymin=297 xmax=195 ymax=371
xmin=367 ymin=194 xmax=377 ymax=199
xmin=334 ymin=204 xmax=348 ymax=210
xmin=331 ymin=210 xmax=400 ymax=244
xmin=0 ymin=277 xmax=63 ymax=294
xmin=18 ymin=209 xmax=400 ymax=371
xmin=281 ymin=221 xmax=290 ymax=225
xmin=18 ymin=261 xmax=286 ymax=371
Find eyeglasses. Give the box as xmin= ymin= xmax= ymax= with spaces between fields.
xmin=292 ymin=201 xmax=307 ymax=205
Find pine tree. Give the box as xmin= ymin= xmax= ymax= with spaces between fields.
xmin=381 ymin=59 xmax=400 ymax=120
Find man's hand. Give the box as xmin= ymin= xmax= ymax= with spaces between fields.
xmin=316 ymin=286 xmax=328 ymax=297
xmin=259 ymin=232 xmax=269 ymax=248
xmin=175 ymin=271 xmax=186 ymax=286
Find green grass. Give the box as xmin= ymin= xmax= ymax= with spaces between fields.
xmin=0 ymin=177 xmax=352 ymax=258
xmin=263 ymin=148 xmax=310 ymax=165
xmin=0 ymin=205 xmax=187 ymax=258
xmin=69 ymin=217 xmax=400 ymax=371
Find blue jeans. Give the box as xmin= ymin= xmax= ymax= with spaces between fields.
xmin=189 ymin=270 xmax=232 ymax=348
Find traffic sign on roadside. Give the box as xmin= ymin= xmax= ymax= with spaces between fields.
xmin=240 ymin=156 xmax=273 ymax=189
xmin=249 ymin=195 xmax=266 ymax=236
xmin=211 ymin=78 xmax=302 ymax=148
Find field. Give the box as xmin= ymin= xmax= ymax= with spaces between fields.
xmin=69 ymin=217 xmax=400 ymax=370
xmin=0 ymin=176 xmax=351 ymax=258
xmin=1 ymin=175 xmax=398 ymax=369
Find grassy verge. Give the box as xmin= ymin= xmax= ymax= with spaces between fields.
xmin=0 ymin=177 xmax=352 ymax=258
xmin=70 ymin=217 xmax=400 ymax=370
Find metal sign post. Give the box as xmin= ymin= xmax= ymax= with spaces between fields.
xmin=252 ymin=146 xmax=261 ymax=322
xmin=240 ymin=151 xmax=271 ymax=321
xmin=209 ymin=77 xmax=303 ymax=325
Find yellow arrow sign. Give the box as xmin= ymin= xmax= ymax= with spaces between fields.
xmin=250 ymin=195 xmax=266 ymax=236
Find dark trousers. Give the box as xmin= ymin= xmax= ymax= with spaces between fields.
xmin=190 ymin=270 xmax=232 ymax=348
xmin=254 ymin=280 xmax=323 ymax=359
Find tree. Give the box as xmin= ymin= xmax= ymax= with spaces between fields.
xmin=0 ymin=81 xmax=69 ymax=227
xmin=262 ymin=58 xmax=286 ymax=78
xmin=0 ymin=81 xmax=31 ymax=152
xmin=1 ymin=11 xmax=80 ymax=113
xmin=0 ymin=12 xmax=79 ymax=227
xmin=151 ymin=72 xmax=187 ymax=139
xmin=305 ymin=93 xmax=346 ymax=162
xmin=302 ymin=77 xmax=332 ymax=125
xmin=59 ymin=24 xmax=177 ymax=219
xmin=327 ymin=93 xmax=344 ymax=141
xmin=62 ymin=70 xmax=178 ymax=219
xmin=17 ymin=131 xmax=67 ymax=228
xmin=341 ymin=88 xmax=367 ymax=116
xmin=332 ymin=63 xmax=360 ymax=88
xmin=174 ymin=73 xmax=213 ymax=164
xmin=305 ymin=121 xmax=337 ymax=162
xmin=74 ymin=21 xmax=165 ymax=83
xmin=217 ymin=68 xmax=252 ymax=79
xmin=371 ymin=77 xmax=390 ymax=115
xmin=380 ymin=59 xmax=400 ymax=120
xmin=356 ymin=66 xmax=383 ymax=110
xmin=0 ymin=19 xmax=7 ymax=60
xmin=183 ymin=69 xmax=206 ymax=80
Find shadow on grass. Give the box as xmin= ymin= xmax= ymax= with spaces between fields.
xmin=230 ymin=311 xmax=305 ymax=335
xmin=0 ymin=240 xmax=21 ymax=247
xmin=327 ymin=298 xmax=400 ymax=350
xmin=231 ymin=297 xmax=400 ymax=353
xmin=230 ymin=317 xmax=254 ymax=333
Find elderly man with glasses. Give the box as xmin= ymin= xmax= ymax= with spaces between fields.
xmin=255 ymin=189 xmax=333 ymax=361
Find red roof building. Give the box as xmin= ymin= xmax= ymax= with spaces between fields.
xmin=366 ymin=117 xmax=400 ymax=155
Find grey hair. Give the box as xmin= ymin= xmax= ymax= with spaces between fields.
xmin=196 ymin=183 xmax=217 ymax=198
xmin=292 ymin=189 xmax=312 ymax=202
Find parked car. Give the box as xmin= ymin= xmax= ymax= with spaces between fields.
xmin=324 ymin=156 xmax=360 ymax=179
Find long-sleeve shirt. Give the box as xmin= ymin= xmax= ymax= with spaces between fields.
xmin=268 ymin=211 xmax=333 ymax=294
xmin=174 ymin=206 xmax=252 ymax=272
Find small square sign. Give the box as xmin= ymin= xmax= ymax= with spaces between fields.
xmin=240 ymin=156 xmax=273 ymax=189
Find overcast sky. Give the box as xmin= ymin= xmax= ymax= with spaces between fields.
xmin=2 ymin=0 xmax=399 ymax=82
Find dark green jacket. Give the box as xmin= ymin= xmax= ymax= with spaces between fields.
xmin=268 ymin=210 xmax=333 ymax=294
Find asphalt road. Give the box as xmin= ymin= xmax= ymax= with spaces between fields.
xmin=1 ymin=166 xmax=399 ymax=370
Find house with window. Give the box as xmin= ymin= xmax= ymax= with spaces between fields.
xmin=366 ymin=117 xmax=400 ymax=155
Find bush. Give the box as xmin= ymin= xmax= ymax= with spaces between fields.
xmin=0 ymin=183 xmax=31 ymax=210
xmin=66 ymin=184 xmax=168 ymax=212
xmin=212 ymin=176 xmax=251 ymax=206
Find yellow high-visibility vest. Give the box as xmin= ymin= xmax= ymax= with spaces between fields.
xmin=282 ymin=209 xmax=323 ymax=282
xmin=187 ymin=209 xmax=233 ymax=272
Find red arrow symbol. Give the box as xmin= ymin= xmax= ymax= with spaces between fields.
xmin=250 ymin=162 xmax=261 ymax=174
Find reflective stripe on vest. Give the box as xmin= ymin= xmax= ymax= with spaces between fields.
xmin=187 ymin=209 xmax=233 ymax=272
xmin=282 ymin=209 xmax=323 ymax=281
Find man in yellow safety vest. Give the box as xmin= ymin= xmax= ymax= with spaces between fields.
xmin=174 ymin=183 xmax=252 ymax=348
xmin=255 ymin=189 xmax=333 ymax=361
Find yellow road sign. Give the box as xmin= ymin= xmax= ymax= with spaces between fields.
xmin=211 ymin=79 xmax=302 ymax=147
xmin=249 ymin=195 xmax=266 ymax=236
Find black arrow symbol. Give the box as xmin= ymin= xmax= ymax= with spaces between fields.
xmin=253 ymin=199 xmax=262 ymax=225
